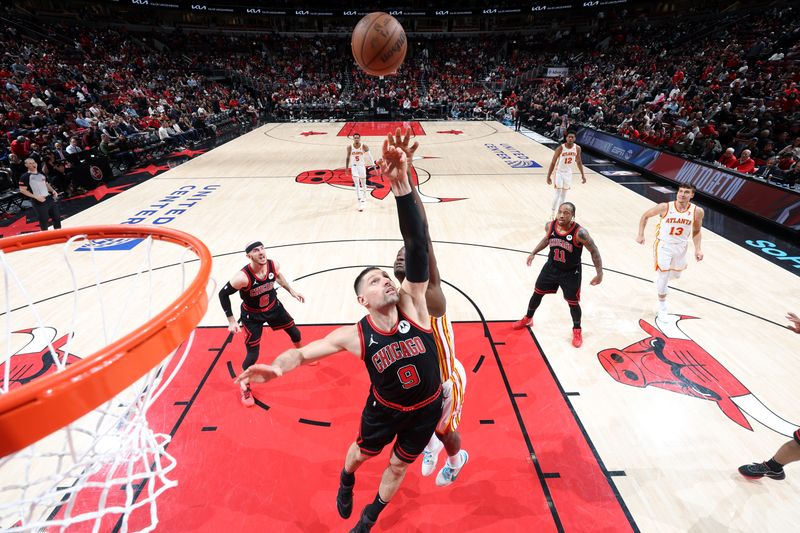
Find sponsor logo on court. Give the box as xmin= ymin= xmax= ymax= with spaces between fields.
xmin=484 ymin=144 xmax=542 ymax=168
xmin=745 ymin=240 xmax=800 ymax=269
xmin=0 ymin=328 xmax=82 ymax=391
xmin=598 ymin=314 xmax=799 ymax=437
xmin=295 ymin=165 xmax=465 ymax=204
xmin=77 ymin=184 xmax=221 ymax=251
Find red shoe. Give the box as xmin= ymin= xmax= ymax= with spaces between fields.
xmin=512 ymin=316 xmax=532 ymax=330
xmin=571 ymin=328 xmax=583 ymax=348
xmin=240 ymin=386 xmax=255 ymax=407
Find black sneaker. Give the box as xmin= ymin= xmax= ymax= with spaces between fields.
xmin=738 ymin=462 xmax=786 ymax=480
xmin=349 ymin=508 xmax=376 ymax=533
xmin=336 ymin=483 xmax=354 ymax=519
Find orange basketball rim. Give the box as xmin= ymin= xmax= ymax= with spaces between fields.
xmin=0 ymin=225 xmax=212 ymax=457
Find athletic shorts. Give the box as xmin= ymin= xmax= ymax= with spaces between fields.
xmin=535 ymin=261 xmax=582 ymax=304
xmin=554 ymin=171 xmax=572 ymax=190
xmin=794 ymin=428 xmax=800 ymax=446
xmin=351 ymin=165 xmax=366 ymax=179
xmin=357 ymin=389 xmax=443 ymax=464
xmin=240 ymin=300 xmax=295 ymax=349
xmin=436 ymin=358 xmax=467 ymax=435
xmin=654 ymin=240 xmax=688 ymax=273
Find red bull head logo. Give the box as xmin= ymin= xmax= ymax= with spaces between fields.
xmin=295 ymin=164 xmax=464 ymax=204
xmin=598 ymin=314 xmax=797 ymax=436
xmin=0 ymin=327 xmax=82 ymax=391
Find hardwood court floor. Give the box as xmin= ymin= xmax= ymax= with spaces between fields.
xmin=4 ymin=121 xmax=799 ymax=532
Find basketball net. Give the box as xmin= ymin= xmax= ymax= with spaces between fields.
xmin=0 ymin=227 xmax=213 ymax=532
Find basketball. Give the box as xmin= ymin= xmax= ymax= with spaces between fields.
xmin=351 ymin=12 xmax=407 ymax=76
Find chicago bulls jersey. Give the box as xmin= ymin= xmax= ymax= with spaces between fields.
xmin=547 ymin=221 xmax=583 ymax=270
xmin=350 ymin=144 xmax=366 ymax=168
xmin=358 ymin=309 xmax=442 ymax=410
xmin=556 ymin=143 xmax=578 ymax=174
xmin=239 ymin=261 xmax=278 ymax=313
xmin=656 ymin=202 xmax=696 ymax=245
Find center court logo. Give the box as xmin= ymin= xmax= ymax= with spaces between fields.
xmin=483 ymin=144 xmax=542 ymax=168
xmin=78 ymin=184 xmax=221 ymax=251
xmin=295 ymin=164 xmax=464 ymax=204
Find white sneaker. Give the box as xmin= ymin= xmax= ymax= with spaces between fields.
xmin=421 ymin=448 xmax=438 ymax=477
xmin=435 ymin=450 xmax=468 ymax=487
xmin=357 ymin=201 xmax=364 ymax=212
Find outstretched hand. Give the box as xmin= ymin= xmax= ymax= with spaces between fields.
xmin=234 ymin=364 xmax=283 ymax=386
xmin=388 ymin=127 xmax=419 ymax=160
xmin=379 ymin=139 xmax=410 ymax=194
xmin=787 ymin=312 xmax=800 ymax=334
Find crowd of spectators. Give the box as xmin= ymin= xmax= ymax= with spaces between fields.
xmin=2 ymin=3 xmax=799 ymax=205
xmin=518 ymin=5 xmax=800 ymax=187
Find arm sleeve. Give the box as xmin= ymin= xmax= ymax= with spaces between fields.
xmin=395 ymin=193 xmax=429 ymax=283
xmin=218 ymin=282 xmax=238 ymax=318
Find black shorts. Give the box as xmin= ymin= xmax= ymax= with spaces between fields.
xmin=357 ymin=390 xmax=443 ymax=464
xmin=794 ymin=428 xmax=800 ymax=446
xmin=535 ymin=262 xmax=582 ymax=304
xmin=240 ymin=301 xmax=295 ymax=348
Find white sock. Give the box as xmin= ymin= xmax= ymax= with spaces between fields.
xmin=447 ymin=451 xmax=464 ymax=469
xmin=424 ymin=435 xmax=444 ymax=455
xmin=658 ymin=299 xmax=667 ymax=312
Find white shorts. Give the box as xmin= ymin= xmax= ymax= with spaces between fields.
xmin=655 ymin=240 xmax=688 ymax=273
xmin=554 ymin=171 xmax=572 ymax=190
xmin=351 ymin=165 xmax=366 ymax=179
xmin=436 ymin=358 xmax=466 ymax=435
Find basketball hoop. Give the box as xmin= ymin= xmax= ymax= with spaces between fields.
xmin=0 ymin=225 xmax=213 ymax=532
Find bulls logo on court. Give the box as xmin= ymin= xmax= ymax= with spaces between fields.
xmin=295 ymin=163 xmax=464 ymax=204
xmin=598 ymin=314 xmax=798 ymax=437
xmin=0 ymin=327 xmax=82 ymax=391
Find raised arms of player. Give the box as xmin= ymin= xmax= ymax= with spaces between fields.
xmin=692 ymin=206 xmax=704 ymax=261
xmin=218 ymin=270 xmax=249 ymax=334
xmin=273 ymin=261 xmax=305 ymax=303
xmin=635 ymin=203 xmax=669 ymax=244
xmin=546 ymin=145 xmax=562 ymax=185
xmin=526 ymin=222 xmax=552 ymax=267
xmin=577 ymin=227 xmax=603 ymax=285
xmin=382 ymin=129 xmax=429 ymax=325
xmin=234 ymin=324 xmax=361 ymax=385
xmin=392 ymin=128 xmax=446 ymax=317
xmin=576 ymin=145 xmax=586 ymax=183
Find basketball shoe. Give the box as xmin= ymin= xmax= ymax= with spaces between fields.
xmin=512 ymin=316 xmax=532 ymax=330
xmin=240 ymin=385 xmax=255 ymax=408
xmin=421 ymin=438 xmax=444 ymax=476
xmin=336 ymin=479 xmax=354 ymax=519
xmin=738 ymin=462 xmax=786 ymax=480
xmin=349 ymin=508 xmax=376 ymax=532
xmin=572 ymin=328 xmax=583 ymax=348
xmin=436 ymin=450 xmax=469 ymax=487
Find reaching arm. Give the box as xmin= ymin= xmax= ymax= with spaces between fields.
xmin=693 ymin=207 xmax=704 ymax=261
xmin=577 ymin=227 xmax=603 ymax=285
xmin=636 ymin=203 xmax=668 ymax=244
xmin=395 ymin=130 xmax=446 ymax=316
xmin=381 ymin=130 xmax=429 ymax=321
xmin=546 ymin=146 xmax=562 ymax=183
xmin=234 ymin=325 xmax=359 ymax=385
xmin=576 ymin=145 xmax=586 ymax=183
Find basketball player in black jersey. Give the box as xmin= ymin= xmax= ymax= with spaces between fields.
xmin=512 ymin=202 xmax=603 ymax=347
xmin=235 ymin=130 xmax=443 ymax=533
xmin=218 ymin=242 xmax=305 ymax=407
